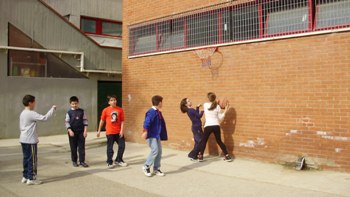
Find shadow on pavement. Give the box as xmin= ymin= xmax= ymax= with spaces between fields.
xmin=166 ymin=156 xmax=223 ymax=175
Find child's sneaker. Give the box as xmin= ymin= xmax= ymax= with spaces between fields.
xmin=107 ymin=164 xmax=114 ymax=169
xmin=80 ymin=162 xmax=89 ymax=168
xmin=154 ymin=169 xmax=165 ymax=176
xmin=198 ymin=154 xmax=204 ymax=162
xmin=72 ymin=162 xmax=79 ymax=167
xmin=21 ymin=177 xmax=27 ymax=184
xmin=224 ymin=154 xmax=233 ymax=162
xmin=189 ymin=157 xmax=198 ymax=162
xmin=26 ymin=179 xmax=42 ymax=185
xmin=117 ymin=161 xmax=128 ymax=167
xmin=142 ymin=166 xmax=152 ymax=177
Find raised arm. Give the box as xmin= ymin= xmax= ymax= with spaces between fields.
xmin=218 ymin=103 xmax=229 ymax=121
xmin=33 ymin=106 xmax=56 ymax=121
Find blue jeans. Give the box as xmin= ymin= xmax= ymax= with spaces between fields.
xmin=21 ymin=143 xmax=38 ymax=180
xmin=144 ymin=138 xmax=162 ymax=170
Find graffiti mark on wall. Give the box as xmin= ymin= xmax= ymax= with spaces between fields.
xmin=239 ymin=138 xmax=267 ymax=148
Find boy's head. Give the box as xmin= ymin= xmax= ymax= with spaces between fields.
xmin=152 ymin=95 xmax=163 ymax=109
xmin=107 ymin=95 xmax=117 ymax=107
xmin=69 ymin=96 xmax=79 ymax=109
xmin=22 ymin=95 xmax=35 ymax=110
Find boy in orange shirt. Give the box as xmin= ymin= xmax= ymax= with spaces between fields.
xmin=97 ymin=95 xmax=127 ymax=168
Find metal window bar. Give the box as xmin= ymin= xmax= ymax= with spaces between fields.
xmin=128 ymin=0 xmax=350 ymax=57
xmin=315 ymin=0 xmax=350 ymax=30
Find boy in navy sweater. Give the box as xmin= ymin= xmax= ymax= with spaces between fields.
xmin=65 ymin=96 xmax=88 ymax=167
xmin=142 ymin=95 xmax=168 ymax=177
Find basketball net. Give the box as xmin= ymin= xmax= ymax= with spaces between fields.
xmin=194 ymin=47 xmax=217 ymax=67
xmin=194 ymin=47 xmax=222 ymax=79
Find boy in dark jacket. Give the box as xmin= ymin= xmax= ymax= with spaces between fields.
xmin=65 ymin=96 xmax=88 ymax=167
xmin=142 ymin=95 xmax=168 ymax=177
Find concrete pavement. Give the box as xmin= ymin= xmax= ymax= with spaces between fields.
xmin=0 ymin=132 xmax=349 ymax=197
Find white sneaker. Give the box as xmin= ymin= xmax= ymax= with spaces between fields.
xmin=21 ymin=177 xmax=27 ymax=184
xmin=142 ymin=166 xmax=152 ymax=177
xmin=26 ymin=179 xmax=42 ymax=185
xmin=154 ymin=169 xmax=165 ymax=177
xmin=117 ymin=161 xmax=128 ymax=167
xmin=107 ymin=164 xmax=115 ymax=169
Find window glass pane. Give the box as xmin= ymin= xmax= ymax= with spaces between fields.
xmin=186 ymin=11 xmax=219 ymax=47
xmin=157 ymin=21 xmax=171 ymax=50
xmin=316 ymin=0 xmax=350 ymax=29
xmin=221 ymin=7 xmax=232 ymax=43
xmin=232 ymin=4 xmax=259 ymax=41
xmin=8 ymin=24 xmax=85 ymax=78
xmin=130 ymin=24 xmax=157 ymax=55
xmin=264 ymin=0 xmax=309 ymax=36
xmin=171 ymin=18 xmax=185 ymax=49
xmin=9 ymin=50 xmax=46 ymax=77
xmin=81 ymin=18 xmax=97 ymax=33
xmin=102 ymin=22 xmax=122 ymax=36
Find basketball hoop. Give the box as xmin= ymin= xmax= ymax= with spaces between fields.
xmin=194 ymin=47 xmax=217 ymax=67
xmin=194 ymin=47 xmax=223 ymax=80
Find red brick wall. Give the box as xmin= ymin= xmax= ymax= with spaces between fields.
xmin=122 ymin=0 xmax=350 ymax=171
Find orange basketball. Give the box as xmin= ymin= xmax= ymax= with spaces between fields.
xmin=218 ymin=98 xmax=228 ymax=109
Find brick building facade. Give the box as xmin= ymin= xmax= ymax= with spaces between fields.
xmin=122 ymin=0 xmax=350 ymax=171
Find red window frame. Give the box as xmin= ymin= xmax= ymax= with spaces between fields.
xmin=80 ymin=16 xmax=122 ymax=38
xmin=263 ymin=0 xmax=312 ymax=38
xmin=314 ymin=1 xmax=350 ymax=31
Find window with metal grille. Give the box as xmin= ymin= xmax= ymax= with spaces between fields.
xmin=129 ymin=24 xmax=157 ymax=55
xmin=264 ymin=0 xmax=310 ymax=36
xmin=128 ymin=0 xmax=350 ymax=57
xmin=232 ymin=3 xmax=260 ymax=41
xmin=186 ymin=10 xmax=219 ymax=47
xmin=315 ymin=0 xmax=350 ymax=29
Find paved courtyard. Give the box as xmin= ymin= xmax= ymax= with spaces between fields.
xmin=0 ymin=133 xmax=349 ymax=197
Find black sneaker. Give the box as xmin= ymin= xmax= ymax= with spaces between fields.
xmin=72 ymin=162 xmax=79 ymax=167
xmin=224 ymin=155 xmax=233 ymax=162
xmin=107 ymin=163 xmax=114 ymax=169
xmin=80 ymin=162 xmax=89 ymax=168
xmin=154 ymin=169 xmax=165 ymax=176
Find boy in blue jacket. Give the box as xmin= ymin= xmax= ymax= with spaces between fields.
xmin=142 ymin=95 xmax=168 ymax=177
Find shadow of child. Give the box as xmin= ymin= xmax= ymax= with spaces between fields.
xmin=221 ymin=107 xmax=237 ymax=157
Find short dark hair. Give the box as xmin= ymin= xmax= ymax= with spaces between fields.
xmin=69 ymin=96 xmax=79 ymax=103
xmin=22 ymin=95 xmax=35 ymax=106
xmin=107 ymin=95 xmax=117 ymax=101
xmin=152 ymin=95 xmax=163 ymax=106
xmin=180 ymin=98 xmax=188 ymax=113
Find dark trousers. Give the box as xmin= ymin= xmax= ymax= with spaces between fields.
xmin=200 ymin=125 xmax=228 ymax=155
xmin=68 ymin=132 xmax=85 ymax=163
xmin=106 ymin=134 xmax=125 ymax=165
xmin=188 ymin=127 xmax=203 ymax=159
xmin=21 ymin=143 xmax=38 ymax=180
